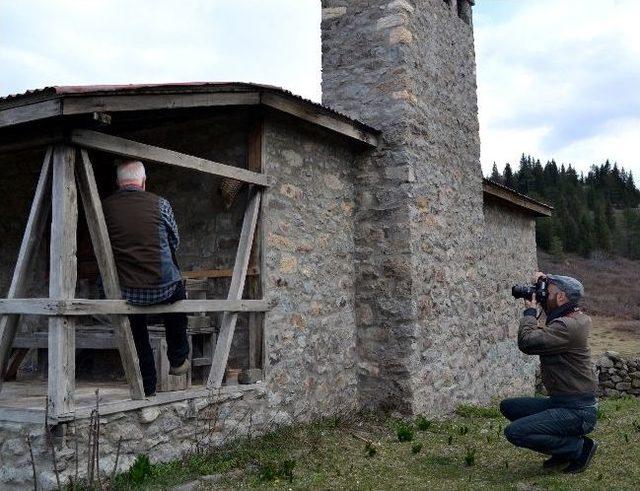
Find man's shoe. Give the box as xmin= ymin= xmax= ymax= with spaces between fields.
xmin=542 ymin=454 xmax=571 ymax=469
xmin=563 ymin=437 xmax=598 ymax=474
xmin=169 ymin=358 xmax=190 ymax=376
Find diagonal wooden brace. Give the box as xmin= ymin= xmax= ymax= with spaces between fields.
xmin=207 ymin=189 xmax=262 ymax=388
xmin=77 ymin=149 xmax=145 ymax=399
xmin=0 ymin=147 xmax=53 ymax=390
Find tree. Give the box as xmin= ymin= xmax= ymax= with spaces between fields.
xmin=490 ymin=162 xmax=501 ymax=183
xmin=503 ymin=163 xmax=515 ymax=190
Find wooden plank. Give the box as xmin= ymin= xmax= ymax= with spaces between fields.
xmin=62 ymin=92 xmax=260 ymax=115
xmin=261 ymin=92 xmax=379 ymax=147
xmin=5 ymin=348 xmax=30 ymax=380
xmin=48 ymin=145 xmax=78 ymax=417
xmin=77 ymin=149 xmax=145 ymax=399
xmin=182 ymin=267 xmax=260 ymax=279
xmin=208 ymin=190 xmax=262 ymax=388
xmin=482 ymin=180 xmax=553 ymax=217
xmin=247 ymin=118 xmax=263 ymax=370
xmin=0 ymin=99 xmax=62 ymax=128
xmin=70 ymin=130 xmax=269 ymax=187
xmin=0 ymin=299 xmax=269 ymax=316
xmin=0 ymin=148 xmax=53 ymax=388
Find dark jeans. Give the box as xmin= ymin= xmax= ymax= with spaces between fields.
xmin=128 ymin=282 xmax=189 ymax=395
xmin=500 ymin=396 xmax=597 ymax=459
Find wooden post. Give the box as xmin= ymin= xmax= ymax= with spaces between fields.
xmin=247 ymin=118 xmax=263 ymax=370
xmin=0 ymin=147 xmax=52 ymax=390
xmin=207 ymin=189 xmax=261 ymax=388
xmin=48 ymin=145 xmax=78 ymax=416
xmin=76 ymin=150 xmax=145 ymax=399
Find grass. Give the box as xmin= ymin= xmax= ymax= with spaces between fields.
xmin=110 ymin=396 xmax=640 ymax=490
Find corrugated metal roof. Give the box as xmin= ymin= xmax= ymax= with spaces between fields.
xmin=0 ymin=82 xmax=380 ymax=135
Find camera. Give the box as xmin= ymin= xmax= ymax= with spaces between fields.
xmin=512 ymin=277 xmax=549 ymax=306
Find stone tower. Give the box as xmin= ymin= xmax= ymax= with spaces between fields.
xmin=321 ymin=0 xmax=488 ymax=413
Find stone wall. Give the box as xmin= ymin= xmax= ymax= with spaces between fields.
xmin=478 ymin=203 xmax=539 ymax=398
xmin=322 ymin=0 xmax=527 ymax=414
xmin=261 ymin=113 xmax=360 ymax=417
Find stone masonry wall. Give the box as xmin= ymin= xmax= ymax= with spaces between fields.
xmin=478 ymin=203 xmax=538 ymax=398
xmin=261 ymin=113 xmax=360 ymax=417
xmin=322 ymin=0 xmax=512 ymax=413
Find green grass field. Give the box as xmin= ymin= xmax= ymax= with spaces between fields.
xmin=112 ymin=395 xmax=640 ymax=491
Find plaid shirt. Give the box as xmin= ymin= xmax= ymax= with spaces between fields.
xmin=120 ymin=192 xmax=182 ymax=306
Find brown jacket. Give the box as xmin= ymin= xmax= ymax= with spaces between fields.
xmin=518 ymin=310 xmax=597 ymax=396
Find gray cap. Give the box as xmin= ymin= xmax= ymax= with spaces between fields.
xmin=546 ymin=274 xmax=584 ymax=304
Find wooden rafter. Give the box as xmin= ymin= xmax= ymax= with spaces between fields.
xmin=70 ymin=130 xmax=270 ymax=187
xmin=77 ymin=150 xmax=145 ymax=399
xmin=0 ymin=148 xmax=53 ymax=388
xmin=207 ymin=189 xmax=262 ymax=388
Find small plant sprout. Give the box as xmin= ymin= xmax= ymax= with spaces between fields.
xmin=396 ymin=422 xmax=415 ymax=442
xmin=464 ymin=447 xmax=476 ymax=466
xmin=448 ymin=435 xmax=453 ymax=445
xmin=412 ymin=442 xmax=423 ymax=454
xmin=624 ymin=433 xmax=629 ymax=443
xmin=365 ymin=442 xmax=377 ymax=457
xmin=416 ymin=415 xmax=432 ymax=431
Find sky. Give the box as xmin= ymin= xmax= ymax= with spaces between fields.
xmin=1 ymin=0 xmax=638 ymax=178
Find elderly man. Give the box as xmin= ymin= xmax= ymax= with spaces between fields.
xmin=102 ymin=160 xmax=190 ymax=397
xmin=500 ymin=272 xmax=598 ymax=474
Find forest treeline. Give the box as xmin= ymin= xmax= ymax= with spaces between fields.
xmin=489 ymin=155 xmax=640 ymax=259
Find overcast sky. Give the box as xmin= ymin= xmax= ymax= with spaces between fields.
xmin=1 ymin=0 xmax=638 ymax=178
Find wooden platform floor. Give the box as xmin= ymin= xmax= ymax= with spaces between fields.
xmin=0 ymin=380 xmax=260 ymax=424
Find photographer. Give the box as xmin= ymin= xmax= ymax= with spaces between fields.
xmin=500 ymin=272 xmax=598 ymax=474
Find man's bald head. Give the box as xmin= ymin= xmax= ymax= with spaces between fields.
xmin=117 ymin=160 xmax=146 ymax=189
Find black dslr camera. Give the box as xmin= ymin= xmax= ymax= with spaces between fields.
xmin=512 ymin=277 xmax=549 ymax=306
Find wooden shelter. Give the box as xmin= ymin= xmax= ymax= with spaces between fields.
xmin=0 ymin=83 xmax=379 ymax=423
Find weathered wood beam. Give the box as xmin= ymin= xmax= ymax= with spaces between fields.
xmin=482 ymin=180 xmax=553 ymax=217
xmin=208 ymin=189 xmax=262 ymax=388
xmin=62 ymin=92 xmax=260 ymax=115
xmin=0 ymin=299 xmax=269 ymax=316
xmin=247 ymin=117 xmax=264 ymax=370
xmin=69 ymin=130 xmax=270 ymax=186
xmin=77 ymin=149 xmax=145 ymax=399
xmin=182 ymin=267 xmax=260 ymax=279
xmin=48 ymin=145 xmax=78 ymax=417
xmin=0 ymin=99 xmax=62 ymax=128
xmin=0 ymin=148 xmax=53 ymax=388
xmin=261 ymin=92 xmax=379 ymax=147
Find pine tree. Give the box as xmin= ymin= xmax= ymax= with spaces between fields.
xmin=503 ymin=163 xmax=515 ymax=190
xmin=490 ymin=162 xmax=501 ymax=183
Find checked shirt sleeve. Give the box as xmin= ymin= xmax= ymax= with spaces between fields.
xmin=160 ymin=198 xmax=180 ymax=252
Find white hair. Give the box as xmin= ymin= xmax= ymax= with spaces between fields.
xmin=116 ymin=160 xmax=146 ymax=185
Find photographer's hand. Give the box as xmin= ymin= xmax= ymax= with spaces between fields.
xmin=524 ymin=296 xmax=538 ymax=310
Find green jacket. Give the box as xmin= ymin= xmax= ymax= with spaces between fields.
xmin=518 ymin=310 xmax=598 ymax=396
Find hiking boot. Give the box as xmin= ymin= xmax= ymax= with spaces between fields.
xmin=563 ymin=437 xmax=598 ymax=474
xmin=543 ymin=454 xmax=571 ymax=469
xmin=169 ymin=358 xmax=190 ymax=376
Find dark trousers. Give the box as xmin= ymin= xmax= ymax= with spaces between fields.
xmin=500 ymin=396 xmax=597 ymax=459
xmin=128 ymin=282 xmax=189 ymax=395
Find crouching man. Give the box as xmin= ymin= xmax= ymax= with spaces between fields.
xmin=500 ymin=272 xmax=598 ymax=473
xmin=103 ymin=160 xmax=190 ymax=397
